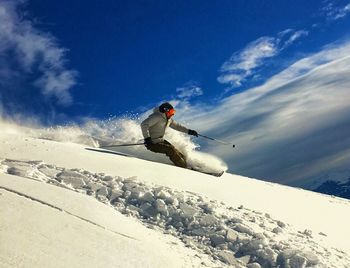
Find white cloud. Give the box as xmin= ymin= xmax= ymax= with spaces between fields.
xmin=218 ymin=29 xmax=308 ymax=89
xmin=0 ymin=0 xmax=77 ymax=106
xmin=176 ymin=84 xmax=203 ymax=100
xmin=282 ymin=30 xmax=309 ymax=48
xmin=178 ymin=40 xmax=350 ymax=186
xmin=321 ymin=1 xmax=350 ymax=20
xmin=218 ymin=37 xmax=277 ymax=88
xmin=34 ymin=70 xmax=77 ymax=105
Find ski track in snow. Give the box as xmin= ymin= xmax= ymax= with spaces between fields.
xmin=0 ymin=158 xmax=349 ymax=268
xmin=0 ymin=185 xmax=138 ymax=241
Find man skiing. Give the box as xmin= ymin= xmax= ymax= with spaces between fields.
xmin=141 ymin=102 xmax=198 ymax=168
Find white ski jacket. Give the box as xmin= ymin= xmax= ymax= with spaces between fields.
xmin=141 ymin=108 xmax=189 ymax=143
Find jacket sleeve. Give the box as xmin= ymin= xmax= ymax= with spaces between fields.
xmin=169 ymin=119 xmax=189 ymax=134
xmin=141 ymin=114 xmax=159 ymax=138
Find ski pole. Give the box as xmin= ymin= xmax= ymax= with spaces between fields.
xmin=100 ymin=142 xmax=145 ymax=148
xmin=198 ymin=134 xmax=235 ymax=148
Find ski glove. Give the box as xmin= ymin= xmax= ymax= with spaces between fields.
xmin=188 ymin=129 xmax=198 ymax=137
xmin=144 ymin=137 xmax=153 ymax=147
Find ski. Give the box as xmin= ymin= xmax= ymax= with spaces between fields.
xmin=188 ymin=168 xmax=224 ymax=177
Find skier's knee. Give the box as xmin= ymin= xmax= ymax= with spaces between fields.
xmin=166 ymin=148 xmax=176 ymax=157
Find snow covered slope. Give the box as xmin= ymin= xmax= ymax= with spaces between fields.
xmin=0 ymin=173 xmax=214 ymax=268
xmin=1 ymin=121 xmax=350 ymax=267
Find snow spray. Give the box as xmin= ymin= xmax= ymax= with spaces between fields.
xmin=26 ymin=115 xmax=228 ymax=174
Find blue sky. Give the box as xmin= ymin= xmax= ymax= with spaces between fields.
xmin=0 ymin=0 xmax=349 ymax=119
xmin=1 ymin=0 xmax=350 ymax=186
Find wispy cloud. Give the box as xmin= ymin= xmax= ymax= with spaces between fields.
xmin=218 ymin=37 xmax=278 ymax=88
xmin=217 ymin=29 xmax=308 ymax=89
xmin=321 ymin=0 xmax=350 ymax=20
xmin=176 ymin=83 xmax=203 ymax=100
xmin=0 ymin=0 xmax=78 ymax=106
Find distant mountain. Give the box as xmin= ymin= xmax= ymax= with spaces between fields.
xmin=313 ymin=178 xmax=350 ymax=199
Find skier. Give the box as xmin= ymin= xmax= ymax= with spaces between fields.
xmin=141 ymin=102 xmax=198 ymax=168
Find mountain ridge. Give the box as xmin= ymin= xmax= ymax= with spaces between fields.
xmin=313 ymin=177 xmax=350 ymax=199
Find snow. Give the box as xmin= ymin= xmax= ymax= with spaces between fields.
xmin=1 ymin=120 xmax=350 ymax=267
xmin=0 ymin=174 xmax=216 ymax=268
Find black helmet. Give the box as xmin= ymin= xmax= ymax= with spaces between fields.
xmin=159 ymin=102 xmax=174 ymax=113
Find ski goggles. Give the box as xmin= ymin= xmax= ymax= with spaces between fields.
xmin=165 ymin=108 xmax=176 ymax=118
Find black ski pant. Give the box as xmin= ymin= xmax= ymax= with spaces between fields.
xmin=146 ymin=140 xmax=187 ymax=168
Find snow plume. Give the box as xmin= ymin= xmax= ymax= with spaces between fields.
xmin=22 ymin=114 xmax=227 ymax=174
xmin=0 ymin=0 xmax=77 ymax=116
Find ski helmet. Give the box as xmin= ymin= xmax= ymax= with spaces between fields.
xmin=159 ymin=102 xmax=176 ymax=118
xmin=159 ymin=102 xmax=173 ymax=113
